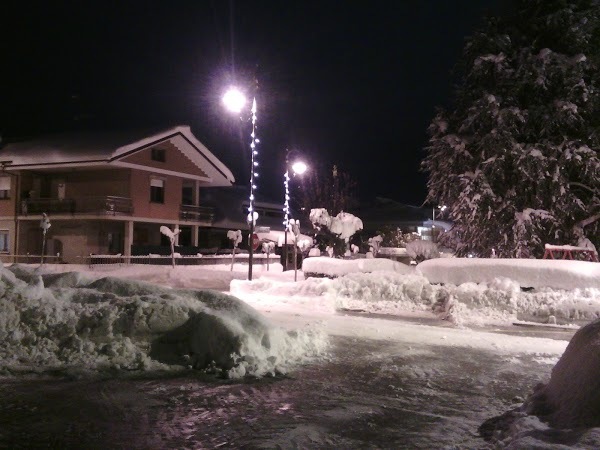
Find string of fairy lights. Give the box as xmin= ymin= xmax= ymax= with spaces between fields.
xmin=283 ymin=165 xmax=291 ymax=231
xmin=248 ymin=98 xmax=259 ymax=224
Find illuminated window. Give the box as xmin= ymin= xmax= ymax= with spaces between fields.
xmin=0 ymin=230 xmax=8 ymax=252
xmin=0 ymin=177 xmax=10 ymax=199
xmin=150 ymin=178 xmax=165 ymax=203
xmin=151 ymin=148 xmax=166 ymax=162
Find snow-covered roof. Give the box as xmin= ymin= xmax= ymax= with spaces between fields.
xmin=0 ymin=125 xmax=235 ymax=185
xmin=356 ymin=197 xmax=435 ymax=230
xmin=200 ymin=186 xmax=289 ymax=231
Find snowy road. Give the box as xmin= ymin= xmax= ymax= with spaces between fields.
xmin=0 ymin=311 xmax=572 ymax=449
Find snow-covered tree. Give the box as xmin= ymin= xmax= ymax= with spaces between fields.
xmin=422 ymin=0 xmax=600 ymax=258
xmin=227 ymin=229 xmax=242 ymax=271
xmin=160 ymin=226 xmax=180 ymax=268
xmin=261 ymin=241 xmax=275 ymax=271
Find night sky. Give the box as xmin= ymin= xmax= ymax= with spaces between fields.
xmin=2 ymin=1 xmax=513 ymax=206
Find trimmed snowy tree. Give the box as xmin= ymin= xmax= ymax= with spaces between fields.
xmin=160 ymin=226 xmax=180 ymax=268
xmin=227 ymin=230 xmax=242 ymax=271
xmin=422 ymin=0 xmax=600 ymax=258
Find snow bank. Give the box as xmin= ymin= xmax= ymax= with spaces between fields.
xmin=302 ymin=257 xmax=413 ymax=278
xmin=0 ymin=265 xmax=327 ymax=378
xmin=481 ymin=319 xmax=600 ymax=447
xmin=417 ymin=258 xmax=600 ymax=290
xmin=234 ymin=267 xmax=600 ymax=328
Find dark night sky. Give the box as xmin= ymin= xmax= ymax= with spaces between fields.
xmin=1 ymin=0 xmax=513 ymax=206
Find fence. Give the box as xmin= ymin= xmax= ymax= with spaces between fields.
xmin=0 ymin=254 xmax=63 ymax=265
xmin=0 ymin=253 xmax=276 ymax=268
xmin=79 ymin=253 xmax=275 ymax=268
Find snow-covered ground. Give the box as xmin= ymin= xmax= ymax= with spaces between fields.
xmin=2 ymin=256 xmax=600 ymax=448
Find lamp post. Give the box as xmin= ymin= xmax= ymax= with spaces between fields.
xmin=283 ymin=149 xmax=307 ymax=271
xmin=223 ymin=87 xmax=260 ymax=281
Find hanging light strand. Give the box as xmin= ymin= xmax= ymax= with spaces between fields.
xmin=248 ymin=98 xmax=259 ymax=223
xmin=283 ymin=169 xmax=290 ymax=229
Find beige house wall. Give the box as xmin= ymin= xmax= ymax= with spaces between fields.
xmin=130 ymin=169 xmax=182 ymax=220
xmin=120 ymin=144 xmax=209 ymax=178
xmin=61 ymin=169 xmax=130 ymax=198
xmin=0 ymin=175 xmax=18 ymax=216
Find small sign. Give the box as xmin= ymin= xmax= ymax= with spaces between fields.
xmin=256 ymin=226 xmax=271 ymax=233
xmin=252 ymin=233 xmax=260 ymax=251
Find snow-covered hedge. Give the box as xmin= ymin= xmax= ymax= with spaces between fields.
xmin=417 ymin=257 xmax=600 ymax=290
xmin=302 ymin=256 xmax=413 ymax=278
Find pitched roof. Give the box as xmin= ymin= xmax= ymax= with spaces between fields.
xmin=0 ymin=125 xmax=235 ymax=185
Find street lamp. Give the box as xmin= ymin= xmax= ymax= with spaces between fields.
xmin=283 ymin=149 xmax=308 ymax=272
xmin=223 ymin=86 xmax=259 ymax=281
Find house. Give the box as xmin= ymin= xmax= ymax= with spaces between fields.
xmin=0 ymin=126 xmax=234 ymax=263
xmin=198 ymin=186 xmax=313 ymax=263
xmin=356 ymin=197 xmax=452 ymax=241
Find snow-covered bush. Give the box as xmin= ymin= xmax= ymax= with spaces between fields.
xmin=368 ymin=235 xmax=383 ymax=257
xmin=378 ymin=226 xmax=419 ymax=248
xmin=405 ymin=239 xmax=440 ymax=263
xmin=309 ymin=208 xmax=363 ymax=257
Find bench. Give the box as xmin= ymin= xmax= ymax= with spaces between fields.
xmin=543 ymin=244 xmax=599 ymax=262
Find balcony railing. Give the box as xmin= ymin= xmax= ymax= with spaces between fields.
xmin=20 ymin=196 xmax=133 ymax=216
xmin=180 ymin=204 xmax=215 ymax=222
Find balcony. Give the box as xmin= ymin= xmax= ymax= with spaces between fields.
xmin=21 ymin=196 xmax=133 ymax=216
xmin=180 ymin=204 xmax=215 ymax=222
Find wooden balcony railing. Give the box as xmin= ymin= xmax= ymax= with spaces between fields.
xmin=20 ymin=196 xmax=133 ymax=216
xmin=180 ymin=204 xmax=215 ymax=222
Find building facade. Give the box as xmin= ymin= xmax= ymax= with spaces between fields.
xmin=0 ymin=126 xmax=234 ymax=263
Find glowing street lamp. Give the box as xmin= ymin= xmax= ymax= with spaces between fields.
xmin=223 ymin=86 xmax=260 ymax=281
xmin=283 ymin=149 xmax=308 ymax=273
xmin=222 ymin=87 xmax=247 ymax=114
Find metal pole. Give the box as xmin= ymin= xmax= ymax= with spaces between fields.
xmin=284 ymin=224 xmax=288 ymax=271
xmin=249 ymin=221 xmax=254 ymax=280
xmin=283 ymin=150 xmax=289 ymax=271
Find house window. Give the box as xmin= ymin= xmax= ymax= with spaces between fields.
xmin=150 ymin=178 xmax=165 ymax=203
xmin=151 ymin=148 xmax=166 ymax=162
xmin=0 ymin=230 xmax=9 ymax=252
xmin=0 ymin=177 xmax=11 ymax=199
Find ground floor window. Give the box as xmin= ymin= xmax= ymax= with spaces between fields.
xmin=0 ymin=230 xmax=9 ymax=252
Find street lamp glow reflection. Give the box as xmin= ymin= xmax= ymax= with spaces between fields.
xmin=291 ymin=161 xmax=307 ymax=175
xmin=222 ymin=87 xmax=247 ymax=113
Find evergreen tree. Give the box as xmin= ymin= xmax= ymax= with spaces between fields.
xmin=422 ymin=0 xmax=600 ymax=258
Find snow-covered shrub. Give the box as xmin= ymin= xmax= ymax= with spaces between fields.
xmin=405 ymin=239 xmax=440 ymax=263
xmin=368 ymin=235 xmax=383 ymax=257
xmin=378 ymin=226 xmax=419 ymax=248
xmin=309 ymin=208 xmax=363 ymax=257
